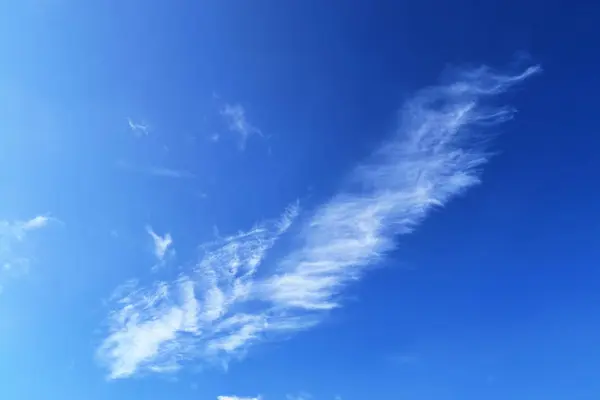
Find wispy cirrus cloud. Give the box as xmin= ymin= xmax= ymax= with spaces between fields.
xmin=259 ymin=65 xmax=540 ymax=312
xmin=146 ymin=226 xmax=173 ymax=262
xmin=99 ymin=204 xmax=300 ymax=379
xmin=127 ymin=118 xmax=149 ymax=136
xmin=1 ymin=215 xmax=51 ymax=257
xmin=220 ymin=103 xmax=262 ymax=149
xmin=98 ymin=277 xmax=200 ymax=378
xmin=217 ymin=396 xmax=261 ymax=400
xmin=117 ymin=161 xmax=195 ymax=179
xmin=1 ymin=215 xmax=53 ymax=289
xmin=286 ymin=392 xmax=312 ymax=400
xmin=98 ymin=65 xmax=539 ymax=379
xmin=142 ymin=167 xmax=195 ymax=179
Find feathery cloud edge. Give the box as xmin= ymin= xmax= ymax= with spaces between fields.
xmin=98 ymin=65 xmax=541 ymax=379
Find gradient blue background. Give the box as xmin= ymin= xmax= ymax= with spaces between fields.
xmin=1 ymin=0 xmax=599 ymax=399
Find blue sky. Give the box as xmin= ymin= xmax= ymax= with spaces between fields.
xmin=1 ymin=1 xmax=599 ymax=399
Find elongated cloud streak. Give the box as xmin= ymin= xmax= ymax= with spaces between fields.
xmin=117 ymin=161 xmax=195 ymax=179
xmin=261 ymin=65 xmax=540 ymax=311
xmin=98 ymin=65 xmax=539 ymax=379
xmin=218 ymin=396 xmax=261 ymax=400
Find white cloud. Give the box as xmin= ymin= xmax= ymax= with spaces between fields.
xmin=100 ymin=208 xmax=299 ymax=378
xmin=117 ymin=161 xmax=195 ymax=179
xmin=127 ymin=118 xmax=149 ymax=136
xmin=287 ymin=393 xmax=312 ymax=400
xmin=217 ymin=396 xmax=260 ymax=400
xmin=97 ymin=278 xmax=200 ymax=379
xmin=98 ymin=65 xmax=540 ymax=379
xmin=220 ymin=103 xmax=262 ymax=148
xmin=0 ymin=215 xmax=53 ymax=287
xmin=21 ymin=215 xmax=50 ymax=231
xmin=142 ymin=167 xmax=195 ymax=179
xmin=259 ymin=65 xmax=540 ymax=313
xmin=2 ymin=215 xmax=51 ymax=241
xmin=146 ymin=226 xmax=173 ymax=261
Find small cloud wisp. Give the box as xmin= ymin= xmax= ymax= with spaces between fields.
xmin=99 ymin=65 xmax=540 ymax=379
xmin=127 ymin=118 xmax=149 ymax=136
xmin=146 ymin=226 xmax=173 ymax=261
xmin=117 ymin=161 xmax=195 ymax=179
xmin=286 ymin=393 xmax=313 ymax=400
xmin=220 ymin=103 xmax=262 ymax=149
xmin=0 ymin=215 xmax=53 ymax=288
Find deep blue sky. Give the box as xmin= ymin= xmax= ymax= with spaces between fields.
xmin=1 ymin=1 xmax=599 ymax=400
